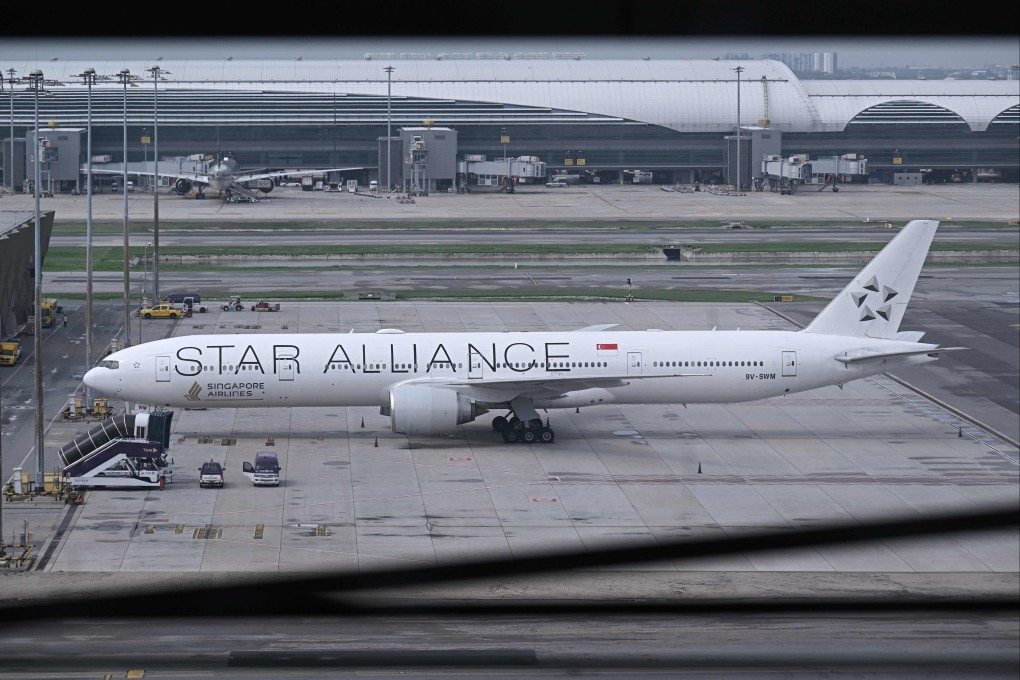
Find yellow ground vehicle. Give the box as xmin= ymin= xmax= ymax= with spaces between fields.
xmin=41 ymin=299 xmax=60 ymax=327
xmin=0 ymin=340 xmax=22 ymax=366
xmin=138 ymin=303 xmax=183 ymax=319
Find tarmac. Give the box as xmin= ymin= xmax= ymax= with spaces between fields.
xmin=1 ymin=300 xmax=1017 ymax=606
xmin=0 ymin=181 xmax=1017 ymax=605
xmin=1 ymin=181 xmax=1019 ymax=224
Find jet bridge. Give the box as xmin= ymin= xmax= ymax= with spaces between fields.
xmin=755 ymin=154 xmax=868 ymax=194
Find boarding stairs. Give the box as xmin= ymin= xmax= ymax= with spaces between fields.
xmin=226 ymin=184 xmax=260 ymax=202
xmin=58 ymin=412 xmax=175 ymax=488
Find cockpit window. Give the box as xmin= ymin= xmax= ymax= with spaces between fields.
xmin=98 ymin=360 xmax=119 ymax=370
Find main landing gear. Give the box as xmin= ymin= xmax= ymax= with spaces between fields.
xmin=492 ymin=415 xmax=555 ymax=444
xmin=491 ymin=396 xmax=555 ymax=444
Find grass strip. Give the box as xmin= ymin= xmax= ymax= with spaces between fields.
xmin=53 ymin=289 xmax=830 ymax=304
xmin=50 ymin=219 xmax=1018 ymax=234
xmin=40 ymin=241 xmax=1017 ymax=272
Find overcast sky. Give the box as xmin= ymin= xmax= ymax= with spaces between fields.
xmin=2 ymin=36 xmax=1016 ymax=69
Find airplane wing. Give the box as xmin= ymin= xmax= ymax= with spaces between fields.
xmin=572 ymin=324 xmax=619 ymax=332
xmin=85 ymin=166 xmax=213 ymax=183
xmin=234 ymin=168 xmax=363 ymax=183
xmin=398 ymin=372 xmax=709 ymax=403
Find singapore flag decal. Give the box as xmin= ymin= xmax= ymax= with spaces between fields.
xmin=596 ymin=342 xmax=618 ymax=356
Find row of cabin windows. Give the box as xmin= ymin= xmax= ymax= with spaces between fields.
xmin=202 ymin=360 xmax=761 ymax=372
xmin=652 ymin=360 xmax=764 ymax=368
xmin=322 ymin=361 xmax=615 ymax=370
xmin=208 ymin=361 xmax=618 ymax=372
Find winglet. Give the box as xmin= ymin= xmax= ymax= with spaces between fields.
xmin=573 ymin=324 xmax=619 ymax=332
xmin=804 ymin=220 xmax=938 ymax=339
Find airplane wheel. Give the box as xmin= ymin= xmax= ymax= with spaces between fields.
xmin=539 ymin=428 xmax=555 ymax=444
xmin=492 ymin=415 xmax=509 ymax=432
xmin=508 ymin=416 xmax=520 ymax=427
xmin=522 ymin=429 xmax=537 ymax=444
xmin=502 ymin=429 xmax=519 ymax=444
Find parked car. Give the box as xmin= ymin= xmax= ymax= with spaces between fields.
xmin=545 ymin=180 xmax=568 ymax=187
xmin=242 ymin=451 xmax=281 ymax=487
xmin=199 ymin=460 xmax=225 ymax=488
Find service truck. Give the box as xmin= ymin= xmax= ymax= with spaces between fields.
xmin=162 ymin=292 xmax=206 ymax=313
xmin=0 ymin=340 xmax=22 ymax=366
xmin=40 ymin=299 xmax=60 ymax=327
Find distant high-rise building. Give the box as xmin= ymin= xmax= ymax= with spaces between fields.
xmin=753 ymin=51 xmax=837 ymax=74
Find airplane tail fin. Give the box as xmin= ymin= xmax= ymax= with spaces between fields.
xmin=803 ymin=219 xmax=938 ymax=339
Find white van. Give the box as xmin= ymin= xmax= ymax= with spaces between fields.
xmin=369 ymin=180 xmax=378 ymax=192
xmin=242 ymin=451 xmax=280 ymax=487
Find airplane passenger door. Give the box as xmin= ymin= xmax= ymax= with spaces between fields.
xmin=782 ymin=351 xmax=797 ymax=377
xmin=627 ymin=352 xmax=642 ymax=375
xmin=156 ymin=356 xmax=171 ymax=382
xmin=468 ymin=357 xmax=484 ymax=379
xmin=279 ymin=359 xmax=295 ymax=381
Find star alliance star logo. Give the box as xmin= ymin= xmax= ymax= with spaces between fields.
xmin=185 ymin=382 xmax=202 ymax=401
xmin=850 ymin=275 xmax=898 ymax=323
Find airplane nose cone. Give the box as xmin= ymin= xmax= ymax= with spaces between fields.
xmin=84 ymin=366 xmax=118 ymax=396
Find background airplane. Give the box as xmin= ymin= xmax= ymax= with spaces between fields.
xmin=86 ymin=152 xmax=362 ymax=201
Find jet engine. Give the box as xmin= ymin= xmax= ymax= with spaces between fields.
xmin=173 ymin=178 xmax=192 ymax=195
xmin=254 ymin=178 xmax=274 ymax=194
xmin=389 ymin=383 xmax=483 ymax=435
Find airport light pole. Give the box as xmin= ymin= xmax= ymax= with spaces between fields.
xmin=385 ymin=66 xmax=393 ymax=193
xmin=3 ymin=68 xmax=14 ymax=191
xmin=78 ymin=67 xmax=99 ymax=408
xmin=142 ymin=128 xmax=148 ymax=189
xmin=148 ymin=65 xmax=168 ymax=303
xmin=27 ymin=69 xmax=45 ymax=491
xmin=117 ymin=69 xmax=132 ymax=348
xmin=733 ymin=65 xmax=744 ymax=191
xmin=0 ymin=67 xmax=8 ymax=549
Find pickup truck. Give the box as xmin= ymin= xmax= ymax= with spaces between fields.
xmin=138 ymin=303 xmax=183 ymax=319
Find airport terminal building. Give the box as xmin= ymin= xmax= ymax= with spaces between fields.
xmin=2 ymin=58 xmax=1018 ymax=192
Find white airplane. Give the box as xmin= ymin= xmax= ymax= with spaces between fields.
xmin=84 ymin=220 xmax=960 ymax=444
xmin=89 ymin=152 xmax=361 ymax=200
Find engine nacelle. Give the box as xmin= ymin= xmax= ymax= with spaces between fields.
xmin=254 ymin=178 xmax=274 ymax=194
xmin=173 ymin=178 xmax=192 ymax=195
xmin=389 ymin=384 xmax=479 ymax=435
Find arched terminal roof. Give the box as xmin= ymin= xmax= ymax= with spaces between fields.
xmin=7 ymin=59 xmax=1018 ymax=134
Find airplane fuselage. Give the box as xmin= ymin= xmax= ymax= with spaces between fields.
xmin=87 ymin=330 xmax=936 ymax=411
xmin=205 ymin=158 xmax=242 ymax=192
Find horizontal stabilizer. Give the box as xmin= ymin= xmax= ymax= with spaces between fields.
xmin=835 ymin=346 xmax=966 ymax=365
